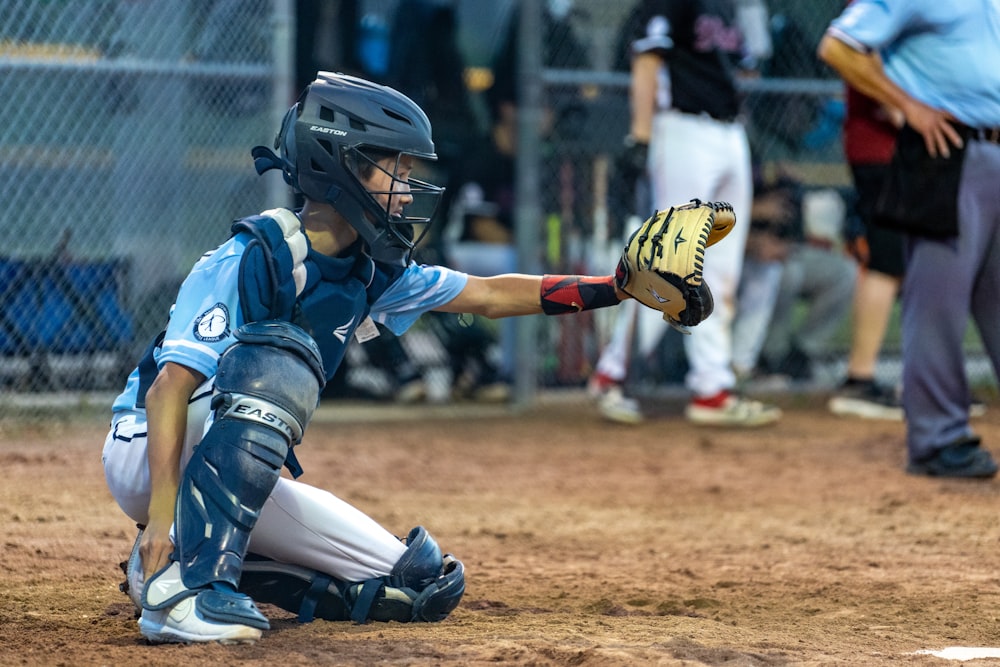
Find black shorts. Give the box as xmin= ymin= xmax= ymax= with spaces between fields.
xmin=851 ymin=163 xmax=906 ymax=278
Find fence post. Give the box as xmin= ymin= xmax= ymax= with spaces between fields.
xmin=268 ymin=0 xmax=295 ymax=210
xmin=513 ymin=0 xmax=544 ymax=408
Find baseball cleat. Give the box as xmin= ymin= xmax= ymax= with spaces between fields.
xmin=138 ymin=596 xmax=263 ymax=645
xmin=686 ymin=391 xmax=781 ymax=427
xmin=597 ymin=385 xmax=644 ymax=424
xmin=589 ymin=373 xmax=643 ymax=424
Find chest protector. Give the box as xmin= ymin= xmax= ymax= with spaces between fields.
xmin=232 ymin=209 xmax=404 ymax=379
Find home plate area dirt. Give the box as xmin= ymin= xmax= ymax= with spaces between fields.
xmin=2 ymin=395 xmax=1000 ymax=666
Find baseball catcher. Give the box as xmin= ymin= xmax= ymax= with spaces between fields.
xmin=102 ymin=71 xmax=736 ymax=645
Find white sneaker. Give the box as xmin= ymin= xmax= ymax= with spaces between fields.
xmin=597 ymin=385 xmax=644 ymax=424
xmin=686 ymin=392 xmax=781 ymax=427
xmin=138 ymin=595 xmax=263 ymax=645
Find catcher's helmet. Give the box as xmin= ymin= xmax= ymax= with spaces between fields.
xmin=252 ymin=72 xmax=443 ymax=266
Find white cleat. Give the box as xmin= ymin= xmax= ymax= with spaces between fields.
xmin=597 ymin=385 xmax=645 ymax=424
xmin=686 ymin=394 xmax=781 ymax=427
xmin=138 ymin=561 xmax=266 ymax=644
xmin=138 ymin=595 xmax=263 ymax=645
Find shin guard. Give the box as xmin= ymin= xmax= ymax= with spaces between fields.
xmin=173 ymin=321 xmax=324 ymax=596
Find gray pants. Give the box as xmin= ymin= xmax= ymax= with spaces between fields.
xmin=903 ymin=139 xmax=1000 ymax=459
xmin=761 ymin=244 xmax=857 ymax=371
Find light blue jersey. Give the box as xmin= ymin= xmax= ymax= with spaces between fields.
xmin=370 ymin=262 xmax=469 ymax=335
xmin=828 ymin=0 xmax=1000 ymax=127
xmin=112 ymin=219 xmax=468 ymax=413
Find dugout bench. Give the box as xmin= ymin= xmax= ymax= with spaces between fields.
xmin=0 ymin=257 xmax=135 ymax=391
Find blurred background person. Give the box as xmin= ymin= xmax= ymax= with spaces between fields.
xmin=826 ymin=79 xmax=905 ymax=419
xmin=827 ymin=80 xmax=985 ymax=420
xmin=588 ymin=0 xmax=780 ymax=427
xmin=819 ymin=0 xmax=1000 ymax=478
xmin=731 ymin=167 xmax=799 ymax=384
xmin=753 ymin=177 xmax=856 ymax=384
xmin=732 ymin=167 xmax=856 ymax=387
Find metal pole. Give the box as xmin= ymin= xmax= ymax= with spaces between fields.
xmin=513 ymin=0 xmax=544 ymax=408
xmin=269 ymin=0 xmax=295 ymax=209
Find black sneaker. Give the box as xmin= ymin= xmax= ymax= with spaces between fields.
xmin=906 ymin=436 xmax=999 ymax=478
xmin=828 ymin=378 xmax=902 ymax=420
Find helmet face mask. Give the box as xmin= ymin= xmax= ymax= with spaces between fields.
xmin=345 ymin=146 xmax=443 ymax=259
xmin=252 ymin=72 xmax=444 ymax=266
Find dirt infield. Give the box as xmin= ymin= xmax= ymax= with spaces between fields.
xmin=3 ymin=392 xmax=1000 ymax=666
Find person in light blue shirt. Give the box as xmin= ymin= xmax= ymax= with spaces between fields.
xmin=819 ymin=0 xmax=1000 ymax=478
xmin=103 ymin=72 xmax=645 ymax=644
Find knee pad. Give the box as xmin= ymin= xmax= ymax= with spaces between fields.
xmin=348 ymin=552 xmax=465 ymax=623
xmin=387 ymin=526 xmax=465 ymax=622
xmin=349 ymin=527 xmax=465 ymax=623
xmin=388 ymin=526 xmax=446 ymax=590
xmin=238 ymin=527 xmax=466 ymax=624
xmin=214 ymin=320 xmax=326 ymax=444
xmin=175 ymin=321 xmax=325 ymax=591
xmin=399 ymin=553 xmax=465 ymax=623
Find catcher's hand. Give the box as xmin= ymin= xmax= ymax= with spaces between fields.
xmin=614 ymin=199 xmax=737 ymax=332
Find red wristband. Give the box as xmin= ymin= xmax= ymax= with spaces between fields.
xmin=540 ymin=275 xmax=621 ymax=315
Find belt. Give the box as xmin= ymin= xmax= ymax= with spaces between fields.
xmin=973 ymin=127 xmax=1000 ymax=144
xmin=959 ymin=124 xmax=1000 ymax=145
xmin=667 ymin=108 xmax=738 ymax=124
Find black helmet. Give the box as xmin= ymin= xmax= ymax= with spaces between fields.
xmin=252 ymin=72 xmax=444 ymax=266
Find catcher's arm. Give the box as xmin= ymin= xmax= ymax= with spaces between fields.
xmin=142 ymin=362 xmax=205 ymax=578
xmin=615 ymin=199 xmax=737 ymax=333
xmin=438 ymin=200 xmax=735 ymax=326
xmin=438 ymin=273 xmax=627 ymax=319
xmin=447 ymin=200 xmax=735 ymax=326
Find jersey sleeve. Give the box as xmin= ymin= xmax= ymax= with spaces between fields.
xmin=827 ymin=0 xmax=915 ymax=52
xmin=631 ymin=0 xmax=680 ymax=57
xmin=370 ymin=263 xmax=469 ymax=335
xmin=157 ymin=238 xmax=248 ymax=380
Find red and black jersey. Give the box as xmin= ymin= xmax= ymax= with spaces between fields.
xmin=843 ymin=86 xmax=897 ymax=166
xmin=631 ymin=0 xmax=747 ymax=121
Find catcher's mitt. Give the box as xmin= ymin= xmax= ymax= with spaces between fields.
xmin=614 ymin=199 xmax=736 ymax=332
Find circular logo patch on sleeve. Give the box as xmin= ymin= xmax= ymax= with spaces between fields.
xmin=194 ymin=303 xmax=230 ymax=342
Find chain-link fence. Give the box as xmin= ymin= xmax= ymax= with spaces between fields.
xmin=0 ymin=0 xmax=992 ymax=417
xmin=0 ymin=0 xmax=293 ymax=408
xmin=526 ymin=0 xmax=858 ymax=391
